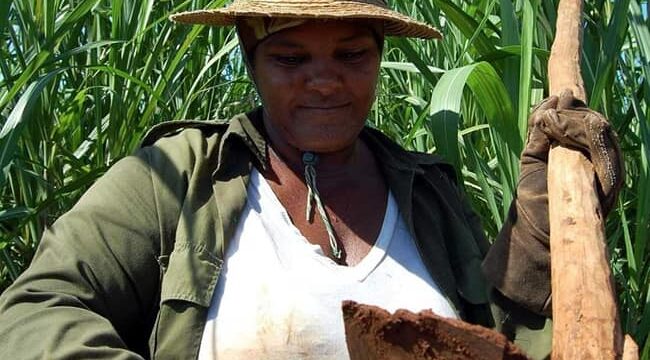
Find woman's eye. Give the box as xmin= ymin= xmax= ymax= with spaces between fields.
xmin=274 ymin=55 xmax=305 ymax=66
xmin=339 ymin=50 xmax=367 ymax=62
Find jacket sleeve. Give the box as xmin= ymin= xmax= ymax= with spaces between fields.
xmin=482 ymin=201 xmax=552 ymax=317
xmin=457 ymin=183 xmax=552 ymax=360
xmin=0 ymin=149 xmax=162 ymax=359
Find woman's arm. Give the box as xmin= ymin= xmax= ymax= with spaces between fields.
xmin=0 ymin=151 xmax=162 ymax=359
xmin=483 ymin=92 xmax=624 ymax=315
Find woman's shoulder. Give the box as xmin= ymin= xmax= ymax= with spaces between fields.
xmin=140 ymin=118 xmax=230 ymax=148
xmin=135 ymin=112 xmax=255 ymax=171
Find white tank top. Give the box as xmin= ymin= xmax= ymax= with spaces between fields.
xmin=198 ymin=169 xmax=458 ymax=360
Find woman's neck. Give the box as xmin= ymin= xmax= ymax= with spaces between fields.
xmin=263 ymin=126 xmax=363 ymax=177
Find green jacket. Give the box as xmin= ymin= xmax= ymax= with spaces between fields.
xmin=0 ymin=109 xmax=551 ymax=359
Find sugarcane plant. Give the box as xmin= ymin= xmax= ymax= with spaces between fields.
xmin=1 ymin=0 xmax=649 ymax=356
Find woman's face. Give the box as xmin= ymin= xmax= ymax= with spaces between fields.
xmin=251 ymin=21 xmax=382 ymax=154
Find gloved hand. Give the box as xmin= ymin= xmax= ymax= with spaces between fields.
xmin=482 ymin=90 xmax=624 ymax=316
xmin=523 ymin=90 xmax=624 ymax=216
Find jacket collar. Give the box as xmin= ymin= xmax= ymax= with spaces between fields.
xmin=214 ymin=107 xmax=443 ymax=178
xmin=213 ymin=108 xmax=268 ymax=178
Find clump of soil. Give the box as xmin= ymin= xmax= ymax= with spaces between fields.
xmin=342 ymin=301 xmax=530 ymax=360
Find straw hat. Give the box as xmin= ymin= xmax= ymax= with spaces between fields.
xmin=170 ymin=0 xmax=442 ymax=39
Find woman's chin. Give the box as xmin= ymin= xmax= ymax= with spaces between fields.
xmin=292 ymin=142 xmax=352 ymax=154
xmin=288 ymin=132 xmax=359 ymax=154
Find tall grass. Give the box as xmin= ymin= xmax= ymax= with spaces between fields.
xmin=1 ymin=0 xmax=648 ymax=355
xmin=0 ymin=0 xmax=256 ymax=281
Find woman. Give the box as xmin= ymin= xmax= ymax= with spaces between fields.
xmin=0 ymin=1 xmax=623 ymax=359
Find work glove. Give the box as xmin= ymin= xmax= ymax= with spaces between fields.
xmin=482 ymin=90 xmax=624 ymax=316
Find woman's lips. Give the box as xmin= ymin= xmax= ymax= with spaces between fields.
xmin=298 ymin=103 xmax=351 ymax=111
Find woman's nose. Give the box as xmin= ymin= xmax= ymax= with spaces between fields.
xmin=304 ymin=61 xmax=342 ymax=96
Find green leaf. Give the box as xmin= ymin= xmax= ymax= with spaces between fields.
xmin=467 ymin=63 xmax=521 ymax=202
xmin=629 ymin=0 xmax=650 ymax=80
xmin=465 ymin=142 xmax=503 ymax=227
xmin=428 ymin=61 xmax=517 ymax=183
xmin=589 ymin=0 xmax=631 ymax=109
xmin=178 ymin=37 xmax=239 ymax=118
xmin=0 ymin=1 xmax=11 ymax=35
xmin=392 ymin=37 xmax=440 ymax=86
xmin=51 ymin=40 xmax=124 ymax=63
xmin=432 ymin=0 xmax=497 ymax=56
xmin=381 ymin=61 xmax=445 ymax=75
xmin=54 ymin=0 xmax=100 ymax=38
xmin=517 ymin=0 xmax=536 ymax=140
xmin=0 ymin=70 xmax=64 ymax=190
xmin=467 ymin=63 xmax=521 ymax=155
xmin=0 ymin=207 xmax=31 ymax=222
xmin=429 ymin=64 xmax=475 ymax=171
xmin=0 ymin=50 xmax=52 ymax=110
xmin=476 ymin=45 xmax=550 ymax=64
xmin=0 ymin=248 xmax=20 ymax=281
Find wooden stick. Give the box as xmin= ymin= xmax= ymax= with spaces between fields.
xmin=624 ymin=335 xmax=640 ymax=360
xmin=547 ymin=0 xmax=631 ymax=358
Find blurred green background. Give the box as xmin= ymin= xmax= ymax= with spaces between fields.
xmin=0 ymin=0 xmax=648 ymax=355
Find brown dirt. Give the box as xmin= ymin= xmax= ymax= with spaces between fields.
xmin=342 ymin=301 xmax=530 ymax=360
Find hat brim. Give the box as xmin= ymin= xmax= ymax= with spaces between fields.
xmin=170 ymin=2 xmax=442 ymax=40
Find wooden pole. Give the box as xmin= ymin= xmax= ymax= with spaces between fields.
xmin=547 ymin=0 xmax=633 ymax=358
